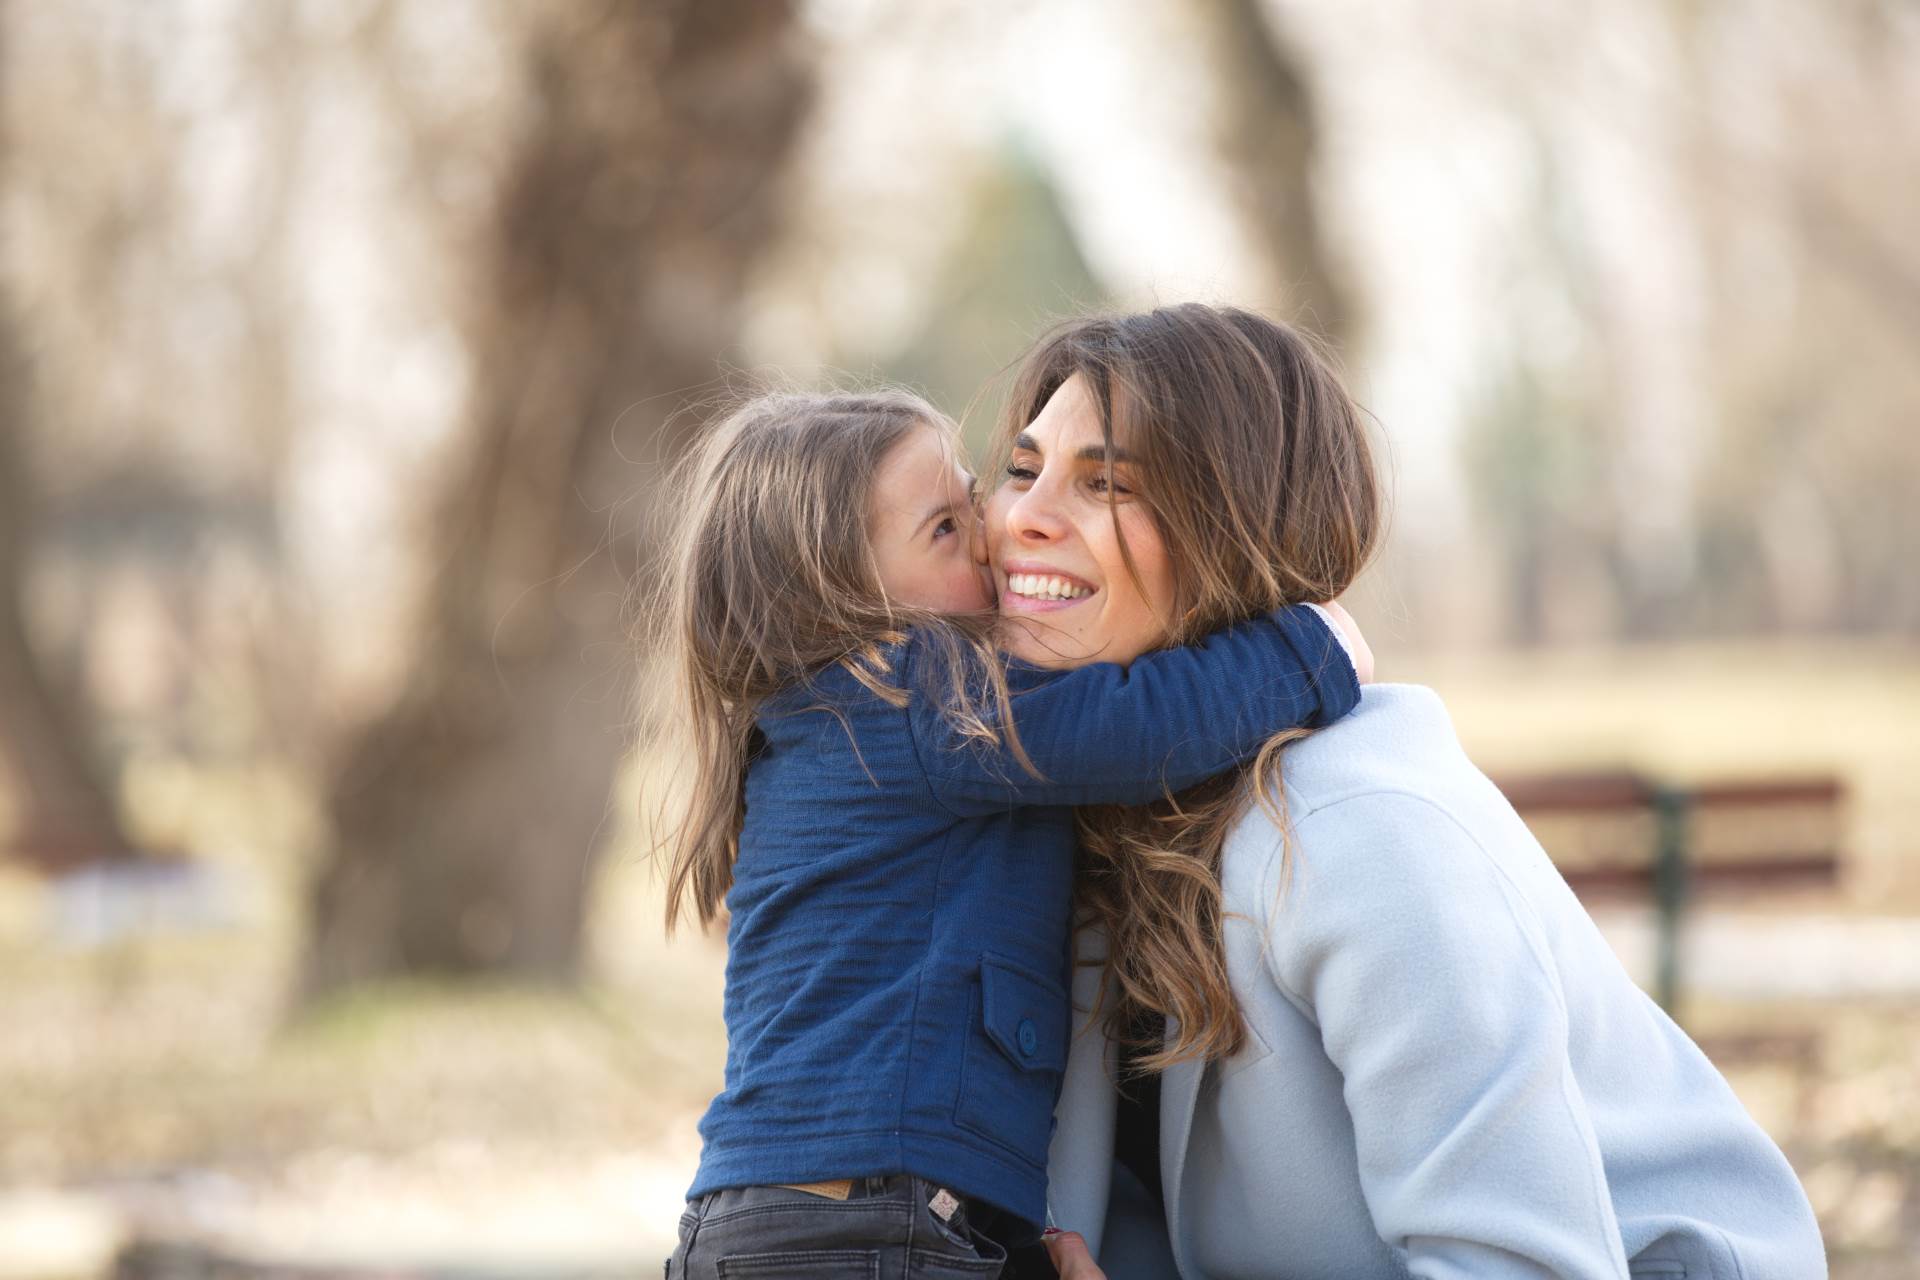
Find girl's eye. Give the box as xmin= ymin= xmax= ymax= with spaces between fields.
xmin=932 ymin=516 xmax=958 ymax=539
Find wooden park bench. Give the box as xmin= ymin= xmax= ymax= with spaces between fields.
xmin=1493 ymin=770 xmax=1844 ymax=1013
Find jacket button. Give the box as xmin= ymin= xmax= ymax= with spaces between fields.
xmin=1017 ymin=1018 xmax=1038 ymax=1057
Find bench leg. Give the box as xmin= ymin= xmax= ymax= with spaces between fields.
xmin=1653 ymin=788 xmax=1692 ymax=1016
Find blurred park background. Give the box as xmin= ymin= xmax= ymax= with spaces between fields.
xmin=1 ymin=0 xmax=1916 ymax=1276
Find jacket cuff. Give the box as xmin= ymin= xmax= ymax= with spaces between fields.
xmin=1301 ymin=602 xmax=1360 ymax=687
xmin=1272 ymin=603 xmax=1361 ymax=726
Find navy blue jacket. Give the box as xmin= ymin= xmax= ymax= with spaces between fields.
xmin=687 ymin=605 xmax=1358 ymax=1232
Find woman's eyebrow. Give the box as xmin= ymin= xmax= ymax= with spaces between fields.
xmin=1012 ymin=430 xmax=1134 ymax=464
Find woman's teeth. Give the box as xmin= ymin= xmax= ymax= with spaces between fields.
xmin=1008 ymin=573 xmax=1092 ymax=601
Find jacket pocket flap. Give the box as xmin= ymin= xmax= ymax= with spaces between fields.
xmin=979 ymin=955 xmax=1068 ymax=1073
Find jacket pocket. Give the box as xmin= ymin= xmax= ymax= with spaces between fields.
xmin=953 ymin=954 xmax=1069 ymax=1160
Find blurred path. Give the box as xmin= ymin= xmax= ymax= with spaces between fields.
xmin=0 ymin=1151 xmax=692 ymax=1279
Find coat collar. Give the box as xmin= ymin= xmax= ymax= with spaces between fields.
xmin=1159 ymin=1019 xmax=1205 ymax=1278
xmin=1047 ymin=932 xmax=1119 ymax=1253
xmin=1048 ymin=930 xmax=1245 ymax=1279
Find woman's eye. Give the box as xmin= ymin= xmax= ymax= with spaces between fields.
xmin=1089 ymin=474 xmax=1132 ymax=497
xmin=1004 ymin=463 xmax=1037 ymax=482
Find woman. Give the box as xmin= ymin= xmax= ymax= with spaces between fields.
xmin=975 ymin=304 xmax=1825 ymax=1280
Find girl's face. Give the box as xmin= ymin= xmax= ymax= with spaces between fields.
xmin=982 ymin=374 xmax=1176 ymax=668
xmin=868 ymin=425 xmax=995 ymax=614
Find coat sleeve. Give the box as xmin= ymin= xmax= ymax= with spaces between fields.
xmin=907 ymin=604 xmax=1358 ymax=815
xmin=1266 ymin=792 xmax=1632 ymax=1280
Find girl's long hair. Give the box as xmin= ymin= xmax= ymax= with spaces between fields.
xmin=982 ymin=305 xmax=1383 ymax=1071
xmin=641 ymin=388 xmax=1030 ymax=934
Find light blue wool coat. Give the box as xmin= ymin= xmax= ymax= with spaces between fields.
xmin=1047 ymin=685 xmax=1825 ymax=1280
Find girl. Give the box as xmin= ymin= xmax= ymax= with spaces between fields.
xmin=648 ymin=388 xmax=1365 ymax=1278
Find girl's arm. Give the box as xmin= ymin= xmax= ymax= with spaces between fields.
xmin=907 ymin=604 xmax=1359 ymax=813
xmin=1267 ymin=793 xmax=1631 ymax=1280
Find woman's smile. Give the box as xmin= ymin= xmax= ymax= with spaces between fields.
xmin=1000 ymin=560 xmax=1098 ymax=610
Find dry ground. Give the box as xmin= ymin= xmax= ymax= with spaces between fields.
xmin=2 ymin=640 xmax=1917 ymax=1277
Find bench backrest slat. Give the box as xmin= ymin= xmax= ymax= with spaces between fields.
xmin=1493 ymin=771 xmax=1843 ymax=899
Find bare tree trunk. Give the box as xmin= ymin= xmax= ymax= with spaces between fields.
xmin=301 ymin=1 xmax=810 ymax=998
xmin=0 ymin=0 xmax=138 ymax=873
xmin=1191 ymin=0 xmax=1350 ymax=345
xmin=0 ymin=426 xmax=140 ymax=873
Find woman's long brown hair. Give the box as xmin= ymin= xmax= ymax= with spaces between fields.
xmin=642 ymin=388 xmax=1032 ymax=935
xmin=982 ymin=304 xmax=1384 ymax=1071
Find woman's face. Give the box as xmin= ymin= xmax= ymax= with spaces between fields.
xmin=981 ymin=373 xmax=1176 ymax=668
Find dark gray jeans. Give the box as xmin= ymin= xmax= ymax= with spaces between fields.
xmin=666 ymin=1176 xmax=1009 ymax=1278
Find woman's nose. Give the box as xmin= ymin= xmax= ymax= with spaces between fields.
xmin=1003 ymin=481 xmax=1069 ymax=544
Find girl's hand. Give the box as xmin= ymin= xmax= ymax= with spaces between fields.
xmin=1320 ymin=599 xmax=1374 ymax=684
xmin=1041 ymin=1229 xmax=1107 ymax=1279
